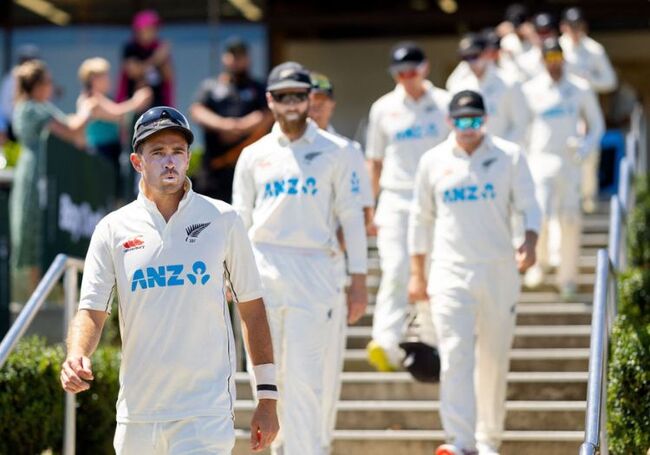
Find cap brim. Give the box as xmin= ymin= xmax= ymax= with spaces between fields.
xmin=389 ymin=62 xmax=422 ymax=73
xmin=133 ymin=125 xmax=194 ymax=149
xmin=450 ymin=108 xmax=485 ymax=118
xmin=267 ymin=81 xmax=312 ymax=92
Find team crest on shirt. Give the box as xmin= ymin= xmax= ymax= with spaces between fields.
xmin=123 ymin=236 xmax=145 ymax=253
xmin=304 ymin=151 xmax=322 ymax=164
xmin=482 ymin=157 xmax=498 ymax=170
xmin=185 ymin=222 xmax=211 ymax=243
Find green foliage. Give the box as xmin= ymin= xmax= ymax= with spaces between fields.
xmin=187 ymin=146 xmax=204 ymax=178
xmin=0 ymin=337 xmax=121 ymax=453
xmin=607 ymin=316 xmax=650 ymax=454
xmin=76 ymin=345 xmax=120 ymax=455
xmin=628 ymin=194 xmax=650 ymax=268
xmin=0 ymin=337 xmax=64 ymax=455
xmin=618 ymin=267 xmax=650 ymax=325
xmin=2 ymin=141 xmax=21 ymax=168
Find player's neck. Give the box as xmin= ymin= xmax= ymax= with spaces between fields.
xmin=143 ymin=186 xmax=185 ymax=222
xmin=402 ymin=84 xmax=426 ymax=101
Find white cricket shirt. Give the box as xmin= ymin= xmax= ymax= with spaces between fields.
xmin=522 ymin=71 xmax=604 ymax=165
xmin=232 ymin=120 xmax=367 ymax=274
xmin=79 ymin=179 xmax=263 ymax=423
xmin=327 ymin=124 xmax=374 ymax=209
xmin=446 ymin=63 xmax=529 ymax=145
xmin=559 ymin=34 xmax=617 ymax=94
xmin=409 ymin=134 xmax=541 ymax=263
xmin=365 ymin=80 xmax=451 ymax=192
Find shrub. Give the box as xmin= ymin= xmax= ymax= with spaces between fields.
xmin=607 ymin=315 xmax=650 ymax=454
xmin=627 ymin=196 xmax=650 ymax=268
xmin=618 ymin=268 xmax=650 ymax=326
xmin=0 ymin=337 xmax=64 ymax=454
xmin=0 ymin=337 xmax=121 ymax=453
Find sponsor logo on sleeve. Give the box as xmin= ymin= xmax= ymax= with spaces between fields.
xmin=123 ymin=236 xmax=145 ymax=253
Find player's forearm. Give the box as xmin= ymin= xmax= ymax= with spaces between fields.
xmin=367 ymin=159 xmax=382 ymax=198
xmin=340 ymin=212 xmax=368 ymax=274
xmin=238 ymin=298 xmax=274 ymax=365
xmin=410 ymin=254 xmax=427 ymax=280
xmin=66 ymin=309 xmax=107 ymax=357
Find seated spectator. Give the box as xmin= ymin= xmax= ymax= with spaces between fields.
xmin=77 ymin=57 xmax=152 ymax=187
xmin=9 ymin=60 xmax=96 ymax=292
xmin=117 ymin=10 xmax=174 ymax=108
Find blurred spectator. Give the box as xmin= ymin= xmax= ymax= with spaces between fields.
xmin=117 ymin=10 xmax=174 ymax=108
xmin=77 ymin=57 xmax=152 ymax=190
xmin=0 ymin=44 xmax=40 ymax=144
xmin=9 ymin=60 xmax=95 ymax=291
xmin=190 ymin=39 xmax=271 ymax=203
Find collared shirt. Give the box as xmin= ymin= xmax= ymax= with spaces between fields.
xmin=327 ymin=124 xmax=374 ymax=208
xmin=522 ymin=71 xmax=605 ymax=163
xmin=79 ymin=179 xmax=263 ymax=423
xmin=560 ymin=34 xmax=617 ymax=94
xmin=446 ymin=63 xmax=529 ymax=145
xmin=409 ymin=134 xmax=541 ymax=263
xmin=366 ymin=80 xmax=451 ymax=192
xmin=232 ymin=119 xmax=367 ymax=274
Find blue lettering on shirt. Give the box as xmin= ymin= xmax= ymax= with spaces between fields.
xmin=394 ymin=123 xmax=439 ymax=142
xmin=131 ymin=261 xmax=210 ymax=292
xmin=442 ymin=183 xmax=497 ymax=204
xmin=351 ymin=172 xmax=360 ymax=194
xmin=261 ymin=177 xmax=319 ymax=199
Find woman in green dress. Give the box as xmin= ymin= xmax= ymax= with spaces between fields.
xmin=10 ymin=60 xmax=95 ymax=292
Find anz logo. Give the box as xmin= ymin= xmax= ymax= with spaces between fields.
xmin=263 ymin=177 xmax=318 ymax=199
xmin=395 ymin=123 xmax=439 ymax=142
xmin=442 ymin=183 xmax=496 ymax=204
xmin=131 ymin=261 xmax=211 ymax=291
xmin=351 ymin=172 xmax=361 ymax=194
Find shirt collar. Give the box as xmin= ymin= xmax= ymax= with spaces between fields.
xmin=271 ymin=118 xmax=319 ymax=146
xmin=394 ymin=80 xmax=435 ymax=104
xmin=450 ymin=133 xmax=490 ymax=159
xmin=137 ymin=177 xmax=194 ymax=216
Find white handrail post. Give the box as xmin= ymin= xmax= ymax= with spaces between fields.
xmin=63 ymin=265 xmax=78 ymax=455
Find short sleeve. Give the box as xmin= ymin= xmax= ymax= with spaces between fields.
xmin=224 ymin=213 xmax=263 ymax=303
xmin=365 ymin=101 xmax=386 ymax=160
xmin=78 ymin=218 xmax=116 ymax=313
xmin=193 ymin=79 xmax=212 ymax=105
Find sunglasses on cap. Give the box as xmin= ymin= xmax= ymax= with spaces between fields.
xmin=134 ymin=106 xmax=191 ymax=132
xmin=543 ymin=50 xmax=564 ymax=63
xmin=271 ymin=91 xmax=309 ymax=104
xmin=462 ymin=53 xmax=482 ymax=62
xmin=453 ymin=116 xmax=484 ymax=131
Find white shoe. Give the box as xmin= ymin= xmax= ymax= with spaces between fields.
xmin=561 ymin=283 xmax=578 ymax=302
xmin=477 ymin=442 xmax=500 ymax=455
xmin=524 ymin=265 xmax=544 ymax=289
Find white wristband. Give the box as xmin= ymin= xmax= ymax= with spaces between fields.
xmin=253 ymin=363 xmax=278 ymax=400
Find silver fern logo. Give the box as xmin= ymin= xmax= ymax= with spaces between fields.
xmin=185 ymin=222 xmax=211 ymax=243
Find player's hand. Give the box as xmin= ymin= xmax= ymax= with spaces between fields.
xmin=60 ymin=355 xmax=94 ymax=393
xmin=347 ymin=274 xmax=368 ymax=324
xmin=408 ymin=274 xmax=428 ymax=302
xmin=365 ymin=220 xmax=378 ymax=237
xmin=250 ymin=399 xmax=279 ymax=452
xmin=517 ymin=230 xmax=538 ymax=273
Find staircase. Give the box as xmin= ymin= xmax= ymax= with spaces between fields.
xmin=232 ymin=208 xmax=608 ymax=455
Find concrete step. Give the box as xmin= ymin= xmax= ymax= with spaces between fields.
xmin=234 ymin=400 xmax=586 ymax=431
xmin=232 ymin=429 xmax=583 ymax=455
xmin=345 ymin=325 xmax=591 ymax=350
xmin=233 ymin=371 xmax=587 ymax=401
xmin=343 ymin=348 xmax=590 ymax=372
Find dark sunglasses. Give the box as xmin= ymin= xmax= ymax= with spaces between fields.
xmin=271 ymin=91 xmax=310 ymax=104
xmin=134 ymin=106 xmax=190 ymax=132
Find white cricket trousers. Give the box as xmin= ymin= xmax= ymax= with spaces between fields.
xmin=321 ymin=253 xmax=348 ymax=454
xmin=581 ymin=143 xmax=600 ymax=204
xmin=252 ymin=243 xmax=341 ymax=455
xmin=429 ymin=259 xmax=520 ymax=451
xmin=372 ymin=189 xmax=413 ymax=364
xmin=530 ymin=157 xmax=582 ymax=287
xmin=113 ymin=415 xmax=235 ymax=455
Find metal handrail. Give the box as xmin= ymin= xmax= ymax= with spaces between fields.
xmin=0 ymin=253 xmax=84 ymax=455
xmin=579 ymin=106 xmax=646 ymax=454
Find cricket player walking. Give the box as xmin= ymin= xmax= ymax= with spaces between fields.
xmin=232 ymin=62 xmax=368 ymax=455
xmin=60 ymin=106 xmax=279 ymax=454
xmin=366 ymin=41 xmax=451 ymax=371
xmin=308 ymin=70 xmax=375 ymax=454
xmin=408 ymin=90 xmax=541 ymax=455
xmin=522 ymin=37 xmax=604 ymax=300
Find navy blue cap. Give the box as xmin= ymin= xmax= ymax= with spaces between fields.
xmin=267 ymin=61 xmax=312 ymax=92
xmin=390 ymin=42 xmax=426 ymax=68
